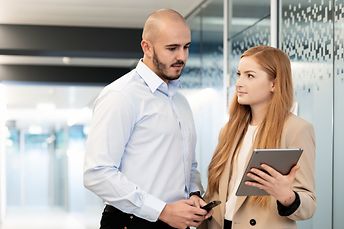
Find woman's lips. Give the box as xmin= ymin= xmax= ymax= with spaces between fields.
xmin=237 ymin=91 xmax=247 ymax=96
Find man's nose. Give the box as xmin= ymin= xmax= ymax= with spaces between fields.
xmin=176 ymin=49 xmax=188 ymax=61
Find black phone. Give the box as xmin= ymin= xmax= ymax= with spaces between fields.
xmin=201 ymin=200 xmax=221 ymax=212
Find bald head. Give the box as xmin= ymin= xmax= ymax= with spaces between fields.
xmin=142 ymin=9 xmax=188 ymax=42
xmin=140 ymin=9 xmax=191 ymax=82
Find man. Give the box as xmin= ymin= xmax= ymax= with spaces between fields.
xmin=84 ymin=9 xmax=211 ymax=229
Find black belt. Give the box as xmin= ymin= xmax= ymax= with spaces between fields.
xmin=224 ymin=219 xmax=232 ymax=229
xmin=102 ymin=204 xmax=176 ymax=229
xmin=103 ymin=204 xmax=123 ymax=214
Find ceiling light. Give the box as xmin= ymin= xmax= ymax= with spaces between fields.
xmin=62 ymin=57 xmax=71 ymax=64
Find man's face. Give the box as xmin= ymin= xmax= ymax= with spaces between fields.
xmin=150 ymin=24 xmax=191 ymax=82
xmin=151 ymin=47 xmax=187 ymax=81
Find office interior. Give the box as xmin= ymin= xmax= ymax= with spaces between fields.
xmin=0 ymin=0 xmax=343 ymax=228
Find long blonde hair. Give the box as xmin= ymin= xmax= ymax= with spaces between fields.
xmin=207 ymin=46 xmax=294 ymax=206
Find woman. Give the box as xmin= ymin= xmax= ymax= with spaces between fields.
xmin=200 ymin=46 xmax=316 ymax=229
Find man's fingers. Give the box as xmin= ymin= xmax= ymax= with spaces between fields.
xmin=184 ymin=198 xmax=195 ymax=205
xmin=189 ymin=195 xmax=201 ymax=208
xmin=205 ymin=209 xmax=213 ymax=219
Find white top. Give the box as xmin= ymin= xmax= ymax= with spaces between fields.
xmin=225 ymin=124 xmax=258 ymax=220
xmin=83 ymin=60 xmax=203 ymax=222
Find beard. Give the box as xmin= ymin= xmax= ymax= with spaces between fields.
xmin=152 ymin=50 xmax=185 ymax=82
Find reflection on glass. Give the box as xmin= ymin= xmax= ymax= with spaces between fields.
xmin=228 ymin=0 xmax=270 ymax=101
xmin=184 ymin=0 xmax=226 ymax=187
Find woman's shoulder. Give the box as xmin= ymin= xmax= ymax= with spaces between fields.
xmin=282 ymin=114 xmax=316 ymax=148
xmin=284 ymin=113 xmax=314 ymax=132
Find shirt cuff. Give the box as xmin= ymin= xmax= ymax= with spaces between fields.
xmin=134 ymin=194 xmax=166 ymax=222
xmin=277 ymin=191 xmax=301 ymax=216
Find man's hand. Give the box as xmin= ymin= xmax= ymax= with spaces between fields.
xmin=189 ymin=195 xmax=213 ymax=220
xmin=159 ymin=199 xmax=208 ymax=229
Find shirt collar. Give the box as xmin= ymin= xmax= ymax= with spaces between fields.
xmin=135 ymin=59 xmax=180 ymax=96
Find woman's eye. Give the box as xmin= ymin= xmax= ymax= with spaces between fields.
xmin=248 ymin=74 xmax=254 ymax=78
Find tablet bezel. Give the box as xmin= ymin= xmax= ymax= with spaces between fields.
xmin=235 ymin=148 xmax=303 ymax=196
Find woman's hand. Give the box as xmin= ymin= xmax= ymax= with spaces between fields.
xmin=245 ymin=164 xmax=299 ymax=206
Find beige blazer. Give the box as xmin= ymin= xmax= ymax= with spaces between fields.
xmin=200 ymin=114 xmax=316 ymax=229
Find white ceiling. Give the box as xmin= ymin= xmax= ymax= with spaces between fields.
xmin=0 ymin=0 xmax=204 ymax=28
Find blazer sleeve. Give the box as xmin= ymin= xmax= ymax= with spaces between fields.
xmin=284 ymin=118 xmax=316 ymax=220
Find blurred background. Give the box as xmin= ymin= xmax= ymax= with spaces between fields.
xmin=0 ymin=0 xmax=343 ymax=228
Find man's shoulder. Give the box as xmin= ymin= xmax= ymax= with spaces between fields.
xmin=105 ymin=70 xmax=136 ymax=90
xmin=102 ymin=69 xmax=147 ymax=96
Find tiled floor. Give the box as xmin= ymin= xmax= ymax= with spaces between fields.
xmin=0 ymin=209 xmax=100 ymax=229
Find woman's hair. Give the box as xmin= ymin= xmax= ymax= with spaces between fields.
xmin=207 ymin=45 xmax=294 ymax=205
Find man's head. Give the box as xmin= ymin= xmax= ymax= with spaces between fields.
xmin=141 ymin=9 xmax=191 ymax=83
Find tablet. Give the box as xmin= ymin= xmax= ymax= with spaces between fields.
xmin=236 ymin=148 xmax=303 ymax=196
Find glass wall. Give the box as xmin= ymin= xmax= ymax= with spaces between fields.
xmin=333 ymin=0 xmax=344 ymax=228
xmin=185 ymin=0 xmax=226 ymax=187
xmin=280 ymin=0 xmax=333 ymax=228
xmin=279 ymin=0 xmax=344 ymax=228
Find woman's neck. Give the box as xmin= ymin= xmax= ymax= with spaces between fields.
xmin=250 ymin=104 xmax=268 ymax=125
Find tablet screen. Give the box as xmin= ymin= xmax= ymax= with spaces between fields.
xmin=236 ymin=148 xmax=303 ymax=196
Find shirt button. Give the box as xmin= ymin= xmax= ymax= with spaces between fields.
xmin=129 ymin=215 xmax=134 ymax=220
xmin=250 ymin=219 xmax=256 ymax=226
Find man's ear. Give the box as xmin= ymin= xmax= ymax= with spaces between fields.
xmin=141 ymin=40 xmax=153 ymax=58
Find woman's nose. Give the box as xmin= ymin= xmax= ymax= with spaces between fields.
xmin=236 ymin=77 xmax=243 ymax=87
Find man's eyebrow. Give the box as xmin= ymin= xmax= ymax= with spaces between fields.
xmin=165 ymin=42 xmax=191 ymax=47
xmin=165 ymin=44 xmax=180 ymax=47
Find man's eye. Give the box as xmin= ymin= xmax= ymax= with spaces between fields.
xmin=168 ymin=47 xmax=177 ymax=51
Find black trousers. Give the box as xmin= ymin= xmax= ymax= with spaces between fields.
xmin=100 ymin=204 xmax=176 ymax=229
xmin=224 ymin=219 xmax=232 ymax=229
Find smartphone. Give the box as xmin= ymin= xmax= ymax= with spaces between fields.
xmin=201 ymin=200 xmax=221 ymax=212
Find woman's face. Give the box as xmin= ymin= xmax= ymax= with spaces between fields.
xmin=236 ymin=56 xmax=275 ymax=111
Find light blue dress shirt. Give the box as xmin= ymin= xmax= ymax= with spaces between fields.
xmin=84 ymin=60 xmax=203 ymax=222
